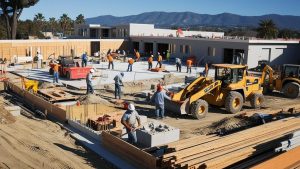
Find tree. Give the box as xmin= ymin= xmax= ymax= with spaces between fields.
xmin=59 ymin=13 xmax=72 ymax=36
xmin=257 ymin=19 xmax=278 ymax=39
xmin=33 ymin=13 xmax=45 ymax=32
xmin=0 ymin=0 xmax=39 ymax=39
xmin=75 ymin=14 xmax=85 ymax=25
xmin=48 ymin=17 xmax=58 ymax=34
xmin=278 ymin=29 xmax=300 ymax=39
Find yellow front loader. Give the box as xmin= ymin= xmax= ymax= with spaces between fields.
xmin=169 ymin=64 xmax=265 ymax=119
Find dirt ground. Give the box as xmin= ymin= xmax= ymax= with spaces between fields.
xmin=0 ymin=110 xmax=114 ymax=169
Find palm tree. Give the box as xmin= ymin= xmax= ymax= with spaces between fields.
xmin=59 ymin=14 xmax=72 ymax=36
xmin=257 ymin=19 xmax=278 ymax=39
xmin=33 ymin=13 xmax=46 ymax=31
xmin=75 ymin=14 xmax=85 ymax=25
xmin=48 ymin=17 xmax=57 ymax=34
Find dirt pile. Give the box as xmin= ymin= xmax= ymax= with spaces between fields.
xmin=79 ymin=94 xmax=111 ymax=105
xmin=193 ymin=115 xmax=257 ymax=135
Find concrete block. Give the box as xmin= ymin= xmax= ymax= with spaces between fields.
xmin=68 ymin=120 xmax=101 ymax=141
xmin=5 ymin=106 xmax=21 ymax=116
xmin=136 ymin=120 xmax=180 ymax=147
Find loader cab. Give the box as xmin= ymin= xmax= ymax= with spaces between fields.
xmin=214 ymin=64 xmax=246 ymax=86
xmin=282 ymin=64 xmax=300 ymax=79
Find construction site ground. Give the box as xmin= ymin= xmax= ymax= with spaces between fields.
xmin=1 ymin=61 xmax=300 ymax=168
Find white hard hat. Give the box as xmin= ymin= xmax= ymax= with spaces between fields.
xmin=90 ymin=69 xmax=95 ymax=73
xmin=128 ymin=104 xmax=135 ymax=111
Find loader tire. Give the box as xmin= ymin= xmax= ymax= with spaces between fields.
xmin=282 ymin=82 xmax=300 ymax=99
xmin=250 ymin=93 xmax=264 ymax=109
xmin=225 ymin=91 xmax=243 ymax=114
xmin=190 ymin=99 xmax=208 ymax=119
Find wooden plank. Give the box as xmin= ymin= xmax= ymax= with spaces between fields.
xmin=101 ymin=132 xmax=157 ymax=169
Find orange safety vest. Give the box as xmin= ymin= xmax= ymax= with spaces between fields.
xmin=128 ymin=58 xmax=134 ymax=64
xmin=53 ymin=64 xmax=59 ymax=72
xmin=136 ymin=52 xmax=140 ymax=59
xmin=186 ymin=60 xmax=192 ymax=66
xmin=158 ymin=55 xmax=162 ymax=62
xmin=148 ymin=57 xmax=153 ymax=63
xmin=108 ymin=55 xmax=113 ymax=62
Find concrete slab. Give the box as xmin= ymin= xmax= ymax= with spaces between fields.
xmin=11 ymin=61 xmax=213 ymax=89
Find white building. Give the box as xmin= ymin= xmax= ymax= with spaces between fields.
xmin=130 ymin=36 xmax=300 ymax=68
xmin=74 ymin=24 xmax=112 ymax=39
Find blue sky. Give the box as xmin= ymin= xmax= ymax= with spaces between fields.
xmin=20 ymin=0 xmax=300 ymax=20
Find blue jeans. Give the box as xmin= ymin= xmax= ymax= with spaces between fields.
xmin=126 ymin=128 xmax=137 ymax=145
xmin=53 ymin=72 xmax=59 ymax=83
xmin=82 ymin=60 xmax=87 ymax=67
xmin=156 ymin=104 xmax=165 ymax=118
xmin=127 ymin=64 xmax=132 ymax=72
xmin=115 ymin=84 xmax=121 ymax=99
xmin=86 ymin=82 xmax=94 ymax=94
xmin=148 ymin=62 xmax=153 ymax=70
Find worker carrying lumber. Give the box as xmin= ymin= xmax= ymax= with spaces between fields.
xmin=107 ymin=54 xmax=114 ymax=70
xmin=135 ymin=49 xmax=140 ymax=62
xmin=121 ymin=103 xmax=141 ymax=145
xmin=86 ymin=69 xmax=95 ymax=94
xmin=186 ymin=59 xmax=192 ymax=74
xmin=53 ymin=60 xmax=59 ymax=84
xmin=127 ymin=58 xmax=134 ymax=72
xmin=148 ymin=55 xmax=154 ymax=70
xmin=176 ymin=58 xmax=182 ymax=72
xmin=82 ymin=52 xmax=88 ymax=67
xmin=114 ymin=72 xmax=124 ymax=99
xmin=150 ymin=84 xmax=171 ymax=119
xmin=156 ymin=53 xmax=163 ymax=68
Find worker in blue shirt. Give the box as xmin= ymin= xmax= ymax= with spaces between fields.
xmin=150 ymin=84 xmax=171 ymax=119
xmin=114 ymin=72 xmax=124 ymax=99
xmin=82 ymin=52 xmax=88 ymax=67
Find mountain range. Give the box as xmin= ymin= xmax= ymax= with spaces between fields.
xmin=86 ymin=12 xmax=300 ymax=30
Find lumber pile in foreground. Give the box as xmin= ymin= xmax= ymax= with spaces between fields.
xmin=159 ymin=117 xmax=300 ymax=169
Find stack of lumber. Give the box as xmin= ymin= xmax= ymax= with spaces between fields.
xmin=159 ymin=117 xmax=300 ymax=169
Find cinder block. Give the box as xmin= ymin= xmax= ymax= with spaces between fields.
xmin=136 ymin=121 xmax=180 ymax=147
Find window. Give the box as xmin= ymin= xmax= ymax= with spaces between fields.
xmin=180 ymin=45 xmax=184 ymax=53
xmin=208 ymin=47 xmax=216 ymax=56
xmin=284 ymin=66 xmax=299 ymax=78
xmin=185 ymin=45 xmax=190 ymax=54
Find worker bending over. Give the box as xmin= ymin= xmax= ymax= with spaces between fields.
xmin=150 ymin=84 xmax=171 ymax=119
xmin=186 ymin=59 xmax=192 ymax=74
xmin=127 ymin=58 xmax=134 ymax=72
xmin=86 ymin=69 xmax=95 ymax=94
xmin=121 ymin=103 xmax=141 ymax=145
xmin=53 ymin=61 xmax=59 ymax=84
xmin=114 ymin=72 xmax=124 ymax=99
xmin=148 ymin=55 xmax=153 ymax=70
xmin=107 ymin=54 xmax=114 ymax=70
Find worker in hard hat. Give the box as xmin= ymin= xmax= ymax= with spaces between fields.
xmin=86 ymin=69 xmax=95 ymax=94
xmin=148 ymin=55 xmax=153 ymax=70
xmin=176 ymin=58 xmax=182 ymax=72
xmin=150 ymin=84 xmax=171 ymax=119
xmin=135 ymin=50 xmax=140 ymax=62
xmin=127 ymin=58 xmax=134 ymax=72
xmin=82 ymin=52 xmax=88 ymax=67
xmin=114 ymin=72 xmax=124 ymax=99
xmin=107 ymin=54 xmax=114 ymax=70
xmin=121 ymin=103 xmax=141 ymax=145
xmin=156 ymin=53 xmax=163 ymax=68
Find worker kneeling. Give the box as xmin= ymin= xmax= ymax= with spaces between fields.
xmin=121 ymin=103 xmax=141 ymax=145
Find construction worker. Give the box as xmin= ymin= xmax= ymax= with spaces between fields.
xmin=186 ymin=59 xmax=192 ymax=74
xmin=53 ymin=61 xmax=59 ymax=84
xmin=200 ymin=63 xmax=209 ymax=77
xmin=127 ymin=58 xmax=134 ymax=72
xmin=82 ymin=52 xmax=88 ymax=67
xmin=176 ymin=58 xmax=182 ymax=72
xmin=114 ymin=72 xmax=124 ymax=99
xmin=107 ymin=54 xmax=114 ymax=70
xmin=135 ymin=50 xmax=140 ymax=62
xmin=157 ymin=53 xmax=163 ymax=68
xmin=86 ymin=69 xmax=95 ymax=94
xmin=166 ymin=50 xmax=171 ymax=62
xmin=150 ymin=84 xmax=171 ymax=119
xmin=148 ymin=55 xmax=153 ymax=70
xmin=121 ymin=103 xmax=141 ymax=145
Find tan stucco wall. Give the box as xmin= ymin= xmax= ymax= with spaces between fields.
xmin=0 ymin=39 xmax=128 ymax=61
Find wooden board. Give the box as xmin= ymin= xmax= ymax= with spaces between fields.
xmin=101 ymin=132 xmax=157 ymax=169
xmin=38 ymin=89 xmax=78 ymax=102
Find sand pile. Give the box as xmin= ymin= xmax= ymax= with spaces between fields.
xmin=194 ymin=115 xmax=257 ymax=135
xmin=78 ymin=94 xmax=111 ymax=105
